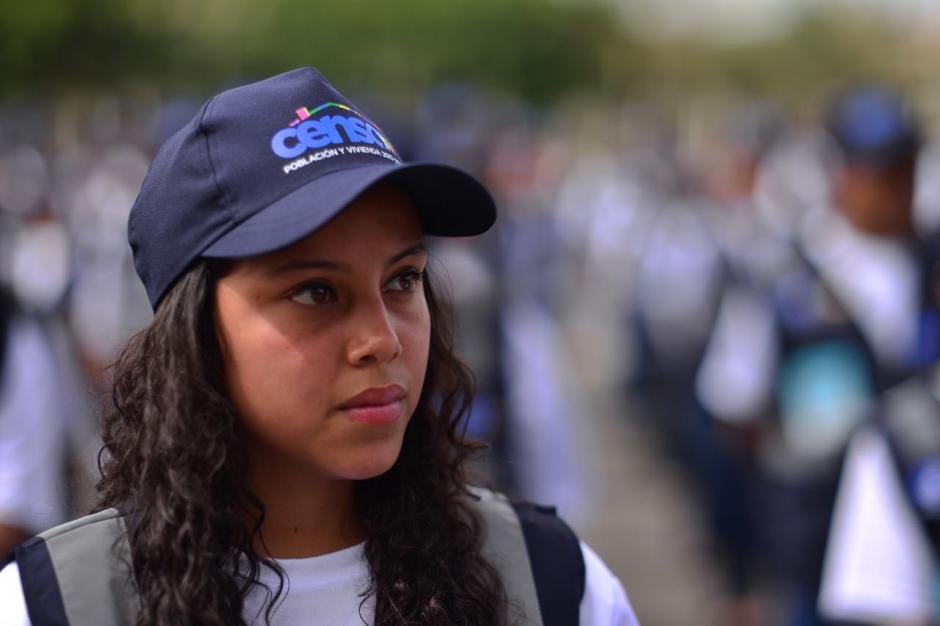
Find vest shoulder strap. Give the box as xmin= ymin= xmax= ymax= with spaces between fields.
xmin=14 ymin=508 xmax=137 ymax=626
xmin=18 ymin=494 xmax=585 ymax=626
xmin=511 ymin=500 xmax=586 ymax=626
xmin=468 ymin=486 xmax=585 ymax=626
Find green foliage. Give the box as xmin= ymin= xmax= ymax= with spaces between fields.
xmin=0 ymin=0 xmax=620 ymax=103
xmin=706 ymin=9 xmax=913 ymax=106
xmin=0 ymin=0 xmax=174 ymax=94
xmin=0 ymin=0 xmax=934 ymax=105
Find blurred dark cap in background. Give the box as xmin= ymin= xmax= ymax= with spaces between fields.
xmin=825 ymin=86 xmax=923 ymax=168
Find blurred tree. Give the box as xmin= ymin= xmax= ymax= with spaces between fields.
xmin=0 ymin=0 xmax=937 ymax=107
xmin=0 ymin=0 xmax=620 ymax=104
xmin=0 ymin=0 xmax=174 ymax=94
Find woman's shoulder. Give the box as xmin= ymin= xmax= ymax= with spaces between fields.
xmin=0 ymin=560 xmax=31 ymax=626
xmin=466 ymin=487 xmax=583 ymax=583
xmin=9 ymin=508 xmax=125 ymax=573
xmin=467 ymin=487 xmax=639 ymax=625
xmin=580 ymin=541 xmax=640 ymax=626
xmin=34 ymin=508 xmax=124 ymax=540
xmin=13 ymin=508 xmax=126 ymax=569
xmin=0 ymin=559 xmax=28 ymax=622
xmin=9 ymin=508 xmax=138 ymax=626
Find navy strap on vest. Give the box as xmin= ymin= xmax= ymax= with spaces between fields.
xmin=512 ymin=502 xmax=586 ymax=626
xmin=13 ymin=536 xmax=70 ymax=626
xmin=11 ymin=498 xmax=585 ymax=625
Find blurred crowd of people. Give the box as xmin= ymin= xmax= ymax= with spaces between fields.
xmin=3 ymin=79 xmax=940 ymax=625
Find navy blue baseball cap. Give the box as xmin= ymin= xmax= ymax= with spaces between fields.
xmin=129 ymin=67 xmax=497 ymax=309
xmin=825 ymin=86 xmax=923 ymax=167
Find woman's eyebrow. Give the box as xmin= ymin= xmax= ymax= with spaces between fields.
xmin=386 ymin=243 xmax=428 ymax=267
xmin=264 ymin=242 xmax=427 ymax=276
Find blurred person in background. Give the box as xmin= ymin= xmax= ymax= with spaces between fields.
xmin=485 ymin=113 xmax=594 ymax=522
xmin=680 ymin=101 xmax=793 ymax=626
xmin=817 ymin=91 xmax=940 ymax=626
xmin=818 ymin=237 xmax=940 ymax=625
xmin=619 ymin=99 xmax=794 ymax=624
xmin=409 ymin=84 xmax=512 ymax=491
xmin=696 ymin=85 xmax=935 ymax=625
xmin=0 ymin=268 xmax=69 ymax=558
xmin=0 ymin=143 xmax=91 ymax=559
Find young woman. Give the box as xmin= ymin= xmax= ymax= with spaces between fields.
xmin=0 ymin=68 xmax=637 ymax=625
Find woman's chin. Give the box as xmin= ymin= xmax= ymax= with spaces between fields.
xmin=333 ymin=447 xmax=403 ymax=482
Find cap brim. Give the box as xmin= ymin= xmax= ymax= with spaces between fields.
xmin=202 ymin=162 xmax=496 ymax=259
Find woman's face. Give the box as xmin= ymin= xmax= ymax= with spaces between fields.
xmin=214 ymin=184 xmax=430 ymax=483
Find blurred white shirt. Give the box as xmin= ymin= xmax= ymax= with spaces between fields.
xmin=819 ymin=426 xmax=935 ymax=624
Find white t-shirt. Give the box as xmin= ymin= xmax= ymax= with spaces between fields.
xmin=818 ymin=427 xmax=936 ymax=623
xmin=0 ymin=541 xmax=638 ymax=625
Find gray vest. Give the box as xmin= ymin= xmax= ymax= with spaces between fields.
xmin=11 ymin=488 xmax=583 ymax=625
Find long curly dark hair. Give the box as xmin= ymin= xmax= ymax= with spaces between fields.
xmin=96 ymin=259 xmax=506 ymax=625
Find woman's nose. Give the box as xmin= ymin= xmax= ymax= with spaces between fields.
xmin=346 ymin=298 xmax=403 ymax=366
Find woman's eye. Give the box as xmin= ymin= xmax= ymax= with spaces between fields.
xmin=290 ymin=282 xmax=337 ymax=305
xmin=385 ymin=269 xmax=424 ymax=293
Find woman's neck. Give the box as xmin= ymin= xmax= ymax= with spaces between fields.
xmin=245 ymin=447 xmax=366 ymax=559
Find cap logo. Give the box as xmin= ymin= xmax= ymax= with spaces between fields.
xmin=270 ymin=102 xmax=400 ymax=174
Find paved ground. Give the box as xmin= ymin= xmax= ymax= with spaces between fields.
xmin=573 ymin=392 xmax=724 ymax=625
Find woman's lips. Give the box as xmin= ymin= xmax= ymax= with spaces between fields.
xmin=338 ymin=384 xmax=406 ymax=425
